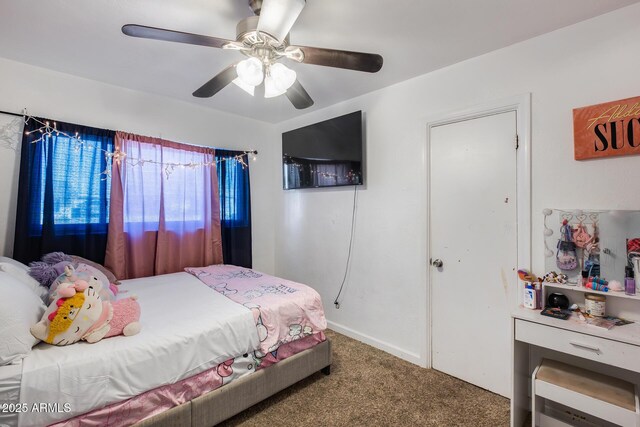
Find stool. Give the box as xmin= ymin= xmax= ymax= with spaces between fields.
xmin=532 ymin=359 xmax=640 ymax=426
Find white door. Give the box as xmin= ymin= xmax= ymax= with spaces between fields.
xmin=430 ymin=111 xmax=517 ymax=398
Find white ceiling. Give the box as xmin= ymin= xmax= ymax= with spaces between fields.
xmin=0 ymin=0 xmax=637 ymax=123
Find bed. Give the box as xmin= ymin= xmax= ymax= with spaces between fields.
xmin=0 ymin=264 xmax=331 ymax=427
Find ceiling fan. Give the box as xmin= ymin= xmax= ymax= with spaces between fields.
xmin=122 ymin=0 xmax=383 ymax=110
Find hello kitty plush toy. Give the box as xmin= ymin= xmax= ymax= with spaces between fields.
xmin=31 ymin=276 xmax=141 ymax=346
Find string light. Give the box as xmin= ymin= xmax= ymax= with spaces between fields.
xmin=22 ymin=115 xmax=257 ymax=179
xmin=285 ymin=157 xmax=358 ymax=181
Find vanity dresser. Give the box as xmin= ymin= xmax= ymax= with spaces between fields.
xmin=512 ymin=209 xmax=640 ymax=426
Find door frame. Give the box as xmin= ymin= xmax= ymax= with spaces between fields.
xmin=422 ymin=93 xmax=531 ymax=368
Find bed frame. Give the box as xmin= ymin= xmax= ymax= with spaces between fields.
xmin=135 ymin=339 xmax=331 ymax=427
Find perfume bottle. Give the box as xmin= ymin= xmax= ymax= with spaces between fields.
xmin=625 ymin=266 xmax=636 ymax=296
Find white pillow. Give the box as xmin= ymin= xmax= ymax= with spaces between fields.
xmin=0 ymin=262 xmax=49 ymax=303
xmin=0 ymin=272 xmax=46 ymax=365
xmin=0 ymin=256 xmax=29 ymax=272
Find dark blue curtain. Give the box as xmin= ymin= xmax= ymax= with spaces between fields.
xmin=13 ymin=117 xmax=115 ymax=264
xmin=216 ymin=150 xmax=252 ymax=268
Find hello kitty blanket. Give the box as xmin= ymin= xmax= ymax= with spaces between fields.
xmin=186 ymin=265 xmax=327 ymax=356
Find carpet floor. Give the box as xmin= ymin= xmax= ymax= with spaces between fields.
xmin=220 ymin=330 xmax=510 ymax=426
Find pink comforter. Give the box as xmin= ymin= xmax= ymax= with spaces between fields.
xmin=186 ymin=265 xmax=327 ymax=357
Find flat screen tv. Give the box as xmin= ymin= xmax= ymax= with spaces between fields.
xmin=282 ymin=111 xmax=364 ymax=190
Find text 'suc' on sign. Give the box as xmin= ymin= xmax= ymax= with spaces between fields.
xmin=573 ymin=96 xmax=640 ymax=160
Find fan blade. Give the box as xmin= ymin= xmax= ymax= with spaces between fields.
xmin=286 ymin=80 xmax=314 ymax=109
xmin=286 ymin=46 xmax=383 ymax=73
xmin=257 ymin=0 xmax=306 ymax=43
xmin=192 ymin=64 xmax=238 ymax=98
xmin=122 ymin=24 xmax=233 ymax=49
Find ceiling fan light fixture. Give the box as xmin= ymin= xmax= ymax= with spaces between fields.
xmin=264 ymin=77 xmax=285 ymax=98
xmin=122 ymin=0 xmax=381 ymax=109
xmin=256 ymin=0 xmax=305 ymax=43
xmin=236 ymin=57 xmax=264 ymax=87
xmin=264 ymin=63 xmax=296 ymax=98
xmin=232 ymin=77 xmax=255 ymax=96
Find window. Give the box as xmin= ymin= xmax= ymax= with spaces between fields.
xmin=215 ymin=149 xmax=252 ymax=267
xmin=14 ymin=118 xmax=115 ymax=264
xmin=120 ymin=140 xmax=212 ymax=231
xmin=38 ymin=136 xmax=112 ymax=227
xmin=14 ymin=117 xmax=251 ymax=268
xmin=216 ymin=151 xmax=250 ymax=227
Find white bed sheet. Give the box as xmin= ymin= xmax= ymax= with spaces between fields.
xmin=0 ymin=361 xmax=22 ymax=426
xmin=18 ymin=272 xmax=260 ymax=427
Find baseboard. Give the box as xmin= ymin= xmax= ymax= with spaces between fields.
xmin=326 ymin=320 xmax=425 ymax=367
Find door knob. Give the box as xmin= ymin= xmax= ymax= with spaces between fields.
xmin=432 ymin=259 xmax=443 ymax=268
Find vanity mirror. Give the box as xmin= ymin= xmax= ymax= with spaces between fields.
xmin=543 ymin=209 xmax=640 ymax=285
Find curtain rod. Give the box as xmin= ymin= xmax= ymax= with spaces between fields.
xmin=0 ymin=109 xmax=25 ymax=118
xmin=0 ymin=109 xmax=257 ymax=155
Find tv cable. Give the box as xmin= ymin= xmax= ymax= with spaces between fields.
xmin=334 ymin=185 xmax=358 ymax=309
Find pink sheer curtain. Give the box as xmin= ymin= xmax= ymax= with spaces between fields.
xmin=105 ymin=132 xmax=223 ymax=279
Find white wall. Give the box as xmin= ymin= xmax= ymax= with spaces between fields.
xmin=0 ymin=57 xmax=279 ymax=274
xmin=274 ymin=3 xmax=640 ymax=365
xmin=0 ymin=113 xmax=23 ymax=256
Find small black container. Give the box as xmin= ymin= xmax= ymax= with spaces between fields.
xmin=547 ymin=292 xmax=570 ymax=310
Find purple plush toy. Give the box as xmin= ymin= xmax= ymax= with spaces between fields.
xmin=29 ymin=252 xmax=73 ymax=288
